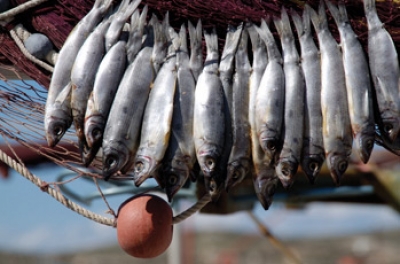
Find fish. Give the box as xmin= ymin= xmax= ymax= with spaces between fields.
xmin=151 ymin=13 xmax=169 ymax=74
xmin=83 ymin=40 xmax=127 ymax=166
xmin=126 ymin=5 xmax=148 ymax=63
xmin=255 ymin=19 xmax=285 ymax=165
xmin=193 ymin=27 xmax=225 ymax=196
xmin=292 ymin=7 xmax=325 ymax=184
xmin=310 ymin=3 xmax=353 ymax=184
xmin=132 ymin=24 xmax=177 ymax=187
xmin=225 ymin=27 xmax=251 ymax=191
xmin=45 ymin=0 xmax=113 ymax=147
xmin=188 ymin=20 xmax=203 ymax=82
xmin=104 ymin=0 xmax=141 ymax=52
xmin=326 ymin=1 xmax=375 ymax=164
xmin=248 ymin=23 xmax=278 ymax=210
xmin=100 ymin=8 xmax=151 ymax=180
xmin=162 ymin=24 xmax=197 ymax=201
xmin=273 ymin=8 xmax=305 ymax=189
xmin=70 ymin=21 xmax=110 ymax=160
xmin=363 ymin=0 xmax=400 ymax=143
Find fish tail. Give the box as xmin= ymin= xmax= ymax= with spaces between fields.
xmin=256 ymin=19 xmax=282 ymax=62
xmin=188 ymin=20 xmax=202 ymax=54
xmin=237 ymin=25 xmax=248 ymax=56
xmin=168 ymin=26 xmax=181 ymax=53
xmin=363 ymin=0 xmax=376 ymax=15
xmin=309 ymin=2 xmax=328 ymax=33
xmin=326 ymin=0 xmax=348 ymax=26
xmin=204 ymin=27 xmax=219 ymax=58
xmin=125 ymin=0 xmax=141 ymax=18
xmin=179 ymin=24 xmax=188 ymax=53
xmin=274 ymin=7 xmax=293 ymax=40
xmin=291 ymin=9 xmax=304 ymax=38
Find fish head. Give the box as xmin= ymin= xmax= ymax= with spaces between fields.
xmin=133 ymin=155 xmax=158 ymax=187
xmin=225 ymin=158 xmax=251 ymax=192
xmin=258 ymin=131 xmax=281 ymax=162
xmin=356 ymin=129 xmax=375 ymax=164
xmin=301 ymin=154 xmax=325 ymax=184
xmin=84 ymin=115 xmax=105 ymax=148
xmin=253 ymin=168 xmax=279 ymax=210
xmin=45 ymin=108 xmax=72 ymax=147
xmin=197 ymin=145 xmax=221 ymax=178
xmin=326 ymin=153 xmax=349 ymax=185
xmin=102 ymin=143 xmax=129 ymax=180
xmin=275 ymin=158 xmax=299 ymax=189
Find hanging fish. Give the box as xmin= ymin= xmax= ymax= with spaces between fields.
xmin=188 ymin=20 xmax=203 ymax=82
xmin=310 ymin=3 xmax=353 ymax=184
xmin=363 ymin=0 xmax=400 ymax=143
xmin=162 ymin=24 xmax=197 ymax=201
xmin=132 ymin=23 xmax=177 ymax=187
xmin=248 ymin=22 xmax=278 ymax=210
xmin=225 ymin=27 xmax=251 ymax=191
xmin=193 ymin=27 xmax=225 ymax=196
xmin=101 ymin=8 xmax=150 ymax=180
xmin=255 ymin=19 xmax=285 ymax=166
xmin=45 ymin=0 xmax=114 ymax=147
xmin=327 ymin=1 xmax=375 ymax=164
xmin=273 ymin=8 xmax=305 ymax=189
xmin=292 ymin=7 xmax=325 ymax=184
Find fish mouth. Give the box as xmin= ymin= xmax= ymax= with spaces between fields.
xmin=132 ymin=155 xmax=157 ymax=187
xmin=301 ymin=154 xmax=325 ymax=184
xmin=327 ymin=153 xmax=349 ymax=185
xmin=275 ymin=159 xmax=299 ymax=189
xmin=356 ymin=132 xmax=375 ymax=164
xmin=253 ymin=171 xmax=278 ymax=210
xmin=164 ymin=168 xmax=188 ymax=202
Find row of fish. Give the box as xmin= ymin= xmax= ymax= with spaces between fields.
xmin=44 ymin=0 xmax=400 ymax=209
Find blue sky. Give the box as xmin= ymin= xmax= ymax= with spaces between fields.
xmin=1 ymin=162 xmax=400 ymax=255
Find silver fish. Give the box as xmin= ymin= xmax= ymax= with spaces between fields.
xmin=248 ymin=23 xmax=278 ymax=210
xmin=255 ymin=19 xmax=285 ymax=165
xmin=327 ymin=1 xmax=375 ymax=164
xmin=292 ymin=8 xmax=324 ymax=184
xmin=70 ymin=21 xmax=110 ymax=159
xmin=188 ymin=20 xmax=203 ymax=81
xmin=151 ymin=13 xmax=169 ymax=74
xmin=132 ymin=26 xmax=177 ymax=187
xmin=193 ymin=27 xmax=225 ymax=195
xmin=126 ymin=5 xmax=148 ymax=63
xmin=104 ymin=0 xmax=140 ymax=52
xmin=273 ymin=8 xmax=305 ymax=189
xmin=364 ymin=0 xmax=400 ymax=143
xmin=45 ymin=0 xmax=113 ymax=147
xmin=310 ymin=3 xmax=353 ymax=184
xmin=83 ymin=40 xmax=127 ymax=165
xmin=162 ymin=24 xmax=197 ymax=201
xmin=101 ymin=9 xmax=150 ymax=180
xmin=225 ymin=28 xmax=251 ymax=191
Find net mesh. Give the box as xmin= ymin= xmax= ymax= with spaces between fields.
xmin=0 ymin=0 xmax=399 ymax=222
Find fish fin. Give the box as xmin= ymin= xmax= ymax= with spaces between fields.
xmin=363 ymin=0 xmax=376 ymax=15
xmin=55 ymin=82 xmax=72 ymax=104
xmin=291 ymin=9 xmax=304 ymax=38
xmin=204 ymin=26 xmax=219 ymax=61
xmin=219 ymin=23 xmax=243 ymax=73
xmin=273 ymin=8 xmax=293 ymax=40
xmin=168 ymin=27 xmax=181 ymax=54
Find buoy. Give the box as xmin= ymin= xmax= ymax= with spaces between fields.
xmin=116 ymin=194 xmax=173 ymax=258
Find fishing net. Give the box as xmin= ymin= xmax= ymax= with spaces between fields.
xmin=0 ymin=0 xmax=400 ymax=227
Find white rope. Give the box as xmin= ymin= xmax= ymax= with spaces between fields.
xmin=0 ymin=0 xmax=49 ymax=21
xmin=172 ymin=193 xmax=211 ymax=224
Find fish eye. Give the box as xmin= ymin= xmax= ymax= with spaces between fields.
xmin=232 ymin=170 xmax=240 ymax=180
xmin=383 ymin=123 xmax=393 ymax=134
xmin=338 ymin=160 xmax=348 ymax=173
xmin=168 ymin=175 xmax=178 ymax=185
xmin=105 ymin=156 xmax=118 ymax=169
xmin=308 ymin=161 xmax=319 ymax=172
xmin=135 ymin=161 xmax=144 ymax=173
xmin=53 ymin=125 xmax=64 ymax=137
xmin=266 ymin=140 xmax=276 ymax=151
xmin=205 ymin=157 xmax=215 ymax=171
xmin=365 ymin=139 xmax=374 ymax=151
xmin=91 ymin=128 xmax=102 ymax=141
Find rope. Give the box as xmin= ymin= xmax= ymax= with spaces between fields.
xmin=172 ymin=193 xmax=211 ymax=224
xmin=9 ymin=26 xmax=54 ymax=72
xmin=0 ymin=0 xmax=49 ymax=21
xmin=0 ymin=148 xmax=117 ymax=227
